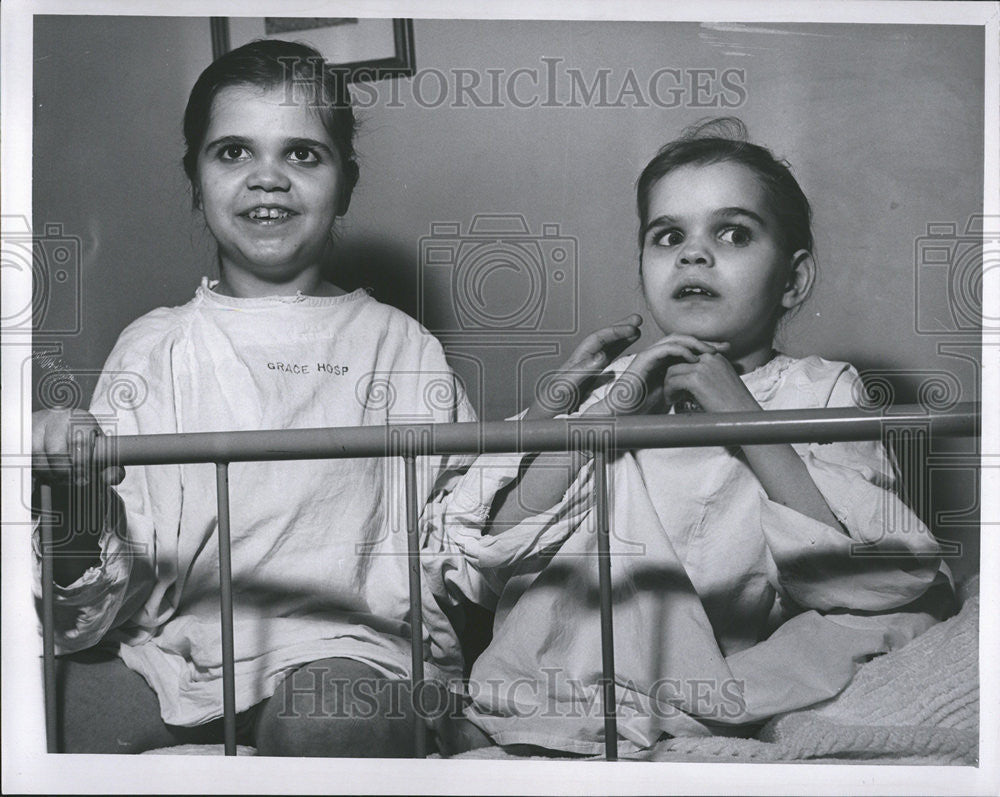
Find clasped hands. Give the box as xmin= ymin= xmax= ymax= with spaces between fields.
xmin=527 ymin=314 xmax=762 ymax=420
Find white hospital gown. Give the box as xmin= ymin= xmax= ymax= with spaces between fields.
xmin=35 ymin=279 xmax=476 ymax=726
xmin=428 ymin=353 xmax=949 ymax=755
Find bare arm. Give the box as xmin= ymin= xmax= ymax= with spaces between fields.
xmin=739 ymin=443 xmax=842 ymax=529
xmin=662 ymin=354 xmax=842 ymax=530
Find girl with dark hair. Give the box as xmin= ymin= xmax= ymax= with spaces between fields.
xmin=31 ymin=40 xmax=475 ymax=757
xmin=437 ymin=118 xmax=952 ymax=755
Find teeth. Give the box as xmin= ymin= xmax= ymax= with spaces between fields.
xmin=249 ymin=207 xmax=290 ymax=220
xmin=679 ymin=286 xmax=713 ymax=297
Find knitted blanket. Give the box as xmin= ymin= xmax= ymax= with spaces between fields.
xmin=453 ymin=587 xmax=979 ymax=765
xmin=644 ymin=586 xmax=978 ymax=765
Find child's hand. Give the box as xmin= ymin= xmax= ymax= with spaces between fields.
xmin=33 ymin=409 xmax=123 ymax=583
xmin=583 ymin=335 xmax=729 ymax=416
xmin=526 ymin=314 xmax=644 ymax=419
xmin=33 ymin=409 xmax=124 ymax=487
xmin=662 ymin=353 xmax=761 ymax=413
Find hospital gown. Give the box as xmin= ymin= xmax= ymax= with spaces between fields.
xmin=34 ymin=278 xmax=476 ymax=727
xmin=428 ymin=353 xmax=950 ymax=755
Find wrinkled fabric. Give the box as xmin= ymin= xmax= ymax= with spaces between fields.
xmin=33 ymin=278 xmax=476 ymax=726
xmin=426 ymin=353 xmax=948 ymax=755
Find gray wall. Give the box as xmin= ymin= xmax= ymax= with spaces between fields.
xmin=32 ymin=16 xmax=984 ymax=578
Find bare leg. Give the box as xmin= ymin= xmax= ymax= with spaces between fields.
xmin=435 ymin=716 xmax=494 ymax=756
xmin=256 ymin=658 xmax=438 ymax=757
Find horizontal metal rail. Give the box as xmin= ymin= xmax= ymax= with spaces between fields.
xmin=39 ymin=403 xmax=980 ymax=760
xmin=87 ymin=403 xmax=979 ymax=466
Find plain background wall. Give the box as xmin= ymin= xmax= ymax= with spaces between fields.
xmin=32 ymin=16 xmax=984 ymax=577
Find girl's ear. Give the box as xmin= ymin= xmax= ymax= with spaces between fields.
xmin=781 ymin=249 xmax=815 ymax=311
xmin=337 ymin=161 xmax=360 ymax=217
xmin=336 ymin=191 xmax=351 ymax=217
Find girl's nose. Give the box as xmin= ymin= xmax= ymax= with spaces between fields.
xmin=247 ymin=158 xmax=291 ymax=192
xmin=677 ymin=241 xmax=713 ymax=267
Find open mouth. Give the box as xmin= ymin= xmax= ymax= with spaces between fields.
xmin=673 ymin=284 xmax=718 ymax=299
xmin=244 ymin=206 xmax=296 ymax=223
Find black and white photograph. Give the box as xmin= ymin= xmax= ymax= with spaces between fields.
xmin=2 ymin=0 xmax=997 ymax=793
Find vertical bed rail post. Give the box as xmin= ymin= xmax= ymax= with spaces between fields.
xmin=402 ymin=452 xmax=428 ymax=758
xmin=592 ymin=434 xmax=618 ymax=761
xmin=215 ymin=462 xmax=237 ymax=756
xmin=39 ymin=483 xmax=58 ymax=753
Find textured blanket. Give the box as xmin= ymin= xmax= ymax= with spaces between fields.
xmin=453 ymin=586 xmax=979 ymax=765
xmin=639 ymin=584 xmax=978 ymax=765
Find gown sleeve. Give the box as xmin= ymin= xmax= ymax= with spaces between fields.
xmin=421 ymin=385 xmax=609 ymax=608
xmin=32 ymin=316 xmax=175 ymax=654
xmin=758 ymin=363 xmax=946 ymax=613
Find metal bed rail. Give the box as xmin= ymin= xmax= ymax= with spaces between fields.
xmin=37 ymin=403 xmax=980 ymax=760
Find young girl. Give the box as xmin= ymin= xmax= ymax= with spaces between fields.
xmin=432 ymin=118 xmax=952 ymax=755
xmin=31 ymin=40 xmax=476 ymax=756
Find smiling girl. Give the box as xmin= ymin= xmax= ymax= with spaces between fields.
xmin=436 ymin=118 xmax=952 ymax=755
xmin=31 ymin=40 xmax=475 ymax=756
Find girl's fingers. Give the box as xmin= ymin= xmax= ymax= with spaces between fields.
xmin=91 ymin=429 xmax=125 ymax=486
xmin=102 ymin=466 xmax=126 ymax=486
xmin=69 ymin=429 xmax=83 ymax=483
xmin=625 ymin=341 xmax=702 ymax=376
xmin=662 ymin=368 xmax=697 ymax=404
xmin=570 ymin=315 xmax=643 ymax=363
xmin=586 ymin=314 xmax=643 ymax=346
xmin=606 ymin=339 xmax=718 ymax=413
xmin=42 ymin=414 xmax=72 ymax=481
xmin=70 ymin=426 xmax=97 ymax=486
xmin=34 ymin=409 xmax=119 ymax=486
xmin=663 ymin=362 xmax=698 ymax=377
xmin=657 ymin=334 xmax=728 ymax=355
xmin=552 ymin=317 xmax=644 ymax=407
xmin=628 ymin=335 xmax=731 ymax=377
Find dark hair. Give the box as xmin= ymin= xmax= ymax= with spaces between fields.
xmin=182 ymin=39 xmax=359 ymax=213
xmin=635 ymin=117 xmax=813 ymax=256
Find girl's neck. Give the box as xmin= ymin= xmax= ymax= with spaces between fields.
xmin=214 ymin=266 xmax=345 ymax=299
xmin=728 ymin=344 xmax=777 ymax=375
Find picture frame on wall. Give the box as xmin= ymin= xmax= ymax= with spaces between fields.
xmin=209 ymin=16 xmax=415 ymax=82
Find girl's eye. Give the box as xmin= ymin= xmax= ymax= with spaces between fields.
xmin=719 ymin=226 xmax=752 ymax=246
xmin=289 ymin=148 xmax=318 ymax=164
xmin=220 ymin=144 xmax=248 ymax=161
xmin=654 ymin=229 xmax=684 ymax=247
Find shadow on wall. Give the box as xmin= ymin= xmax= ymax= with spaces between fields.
xmin=852 ymin=368 xmax=979 ymax=578
xmin=328 ymin=237 xmax=420 ymax=320
xmin=324 ymin=236 xmax=489 ymax=420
